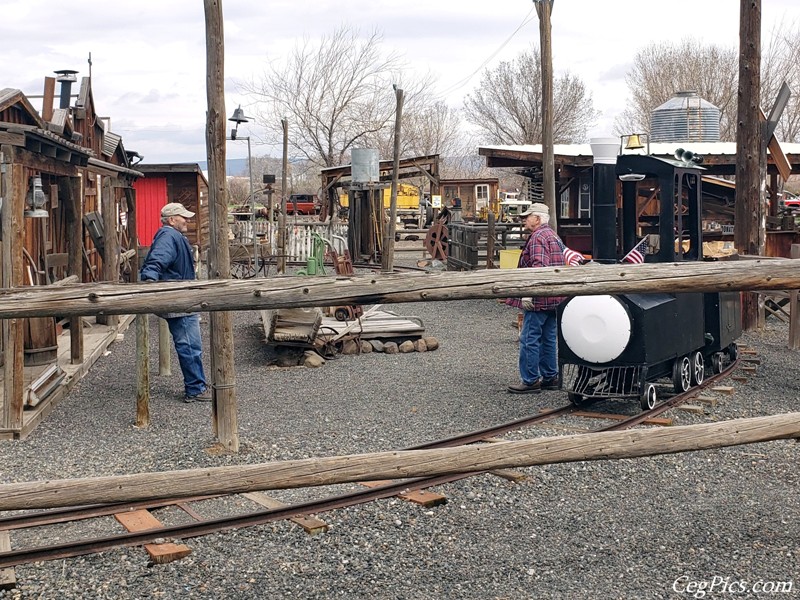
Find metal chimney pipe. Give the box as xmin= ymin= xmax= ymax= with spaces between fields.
xmin=54 ymin=69 xmax=78 ymax=109
xmin=589 ymin=138 xmax=619 ymax=263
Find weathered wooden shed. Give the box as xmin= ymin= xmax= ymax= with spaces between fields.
xmin=0 ymin=73 xmax=141 ymax=439
xmin=133 ymin=163 xmax=209 ymax=249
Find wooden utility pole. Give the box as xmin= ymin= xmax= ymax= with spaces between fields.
xmin=735 ymin=0 xmax=764 ymax=331
xmin=203 ymin=0 xmax=239 ymax=452
xmin=382 ymin=86 xmax=404 ymax=273
xmin=535 ymin=0 xmax=556 ymax=227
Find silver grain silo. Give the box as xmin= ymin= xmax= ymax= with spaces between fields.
xmin=650 ymin=91 xmax=720 ymax=143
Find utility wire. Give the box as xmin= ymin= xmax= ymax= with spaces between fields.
xmin=435 ymin=6 xmax=537 ymax=100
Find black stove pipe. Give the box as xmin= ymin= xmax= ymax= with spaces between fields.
xmin=55 ymin=69 xmax=78 ymax=110
xmin=590 ymin=138 xmax=619 ymax=263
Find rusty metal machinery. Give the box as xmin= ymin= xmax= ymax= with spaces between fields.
xmin=424 ymin=223 xmax=448 ymax=261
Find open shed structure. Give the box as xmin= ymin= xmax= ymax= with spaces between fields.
xmin=0 ymin=73 xmax=142 ymax=439
xmin=479 ymin=142 xmax=800 ymax=258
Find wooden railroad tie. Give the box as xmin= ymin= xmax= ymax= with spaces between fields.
xmin=0 ymin=531 xmax=16 ymax=590
xmin=114 ymin=510 xmax=192 ymax=564
xmin=573 ymin=411 xmax=673 ymax=427
xmin=741 ymin=365 xmax=758 ymax=373
xmin=712 ymin=386 xmax=736 ymax=395
xmin=242 ymin=492 xmax=329 ymax=535
xmin=678 ymin=404 xmax=705 ymax=415
xmin=731 ymin=376 xmax=749 ymax=383
xmin=359 ymin=481 xmax=447 ymax=508
xmin=695 ymin=395 xmax=719 ymax=407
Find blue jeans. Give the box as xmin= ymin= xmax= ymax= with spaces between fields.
xmin=519 ymin=309 xmax=558 ymax=385
xmin=166 ymin=314 xmax=207 ymax=397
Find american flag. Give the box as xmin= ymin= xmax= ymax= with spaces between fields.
xmin=562 ymin=246 xmax=584 ymax=266
xmin=622 ymin=237 xmax=649 ymax=264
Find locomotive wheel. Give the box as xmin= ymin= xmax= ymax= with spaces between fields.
xmin=672 ymin=356 xmax=692 ymax=393
xmin=567 ymin=392 xmax=589 ymax=408
xmin=690 ymin=351 xmax=705 ymax=386
xmin=711 ymin=353 xmax=723 ymax=374
xmin=726 ymin=343 xmax=738 ymax=362
xmin=640 ymin=383 xmax=657 ymax=411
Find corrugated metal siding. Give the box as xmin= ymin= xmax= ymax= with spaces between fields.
xmin=133 ymin=177 xmax=168 ymax=246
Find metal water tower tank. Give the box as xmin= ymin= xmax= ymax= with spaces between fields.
xmin=351 ymin=148 xmax=380 ymax=183
xmin=650 ymin=91 xmax=720 ymax=143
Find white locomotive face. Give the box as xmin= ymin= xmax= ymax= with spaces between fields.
xmin=560 ymin=295 xmax=632 ymax=363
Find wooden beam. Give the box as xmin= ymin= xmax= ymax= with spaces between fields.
xmin=61 ymin=176 xmax=84 ymax=363
xmin=96 ymin=178 xmax=118 ymax=327
xmin=0 ymin=258 xmax=798 ymax=320
xmin=2 ymin=160 xmax=24 ymax=431
xmin=0 ymin=412 xmax=797 ymax=510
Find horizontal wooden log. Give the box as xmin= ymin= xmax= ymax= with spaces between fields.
xmin=0 ymin=259 xmax=797 ymax=319
xmin=0 ymin=412 xmax=797 ymax=511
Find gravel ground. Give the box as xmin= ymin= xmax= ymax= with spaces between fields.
xmin=1 ymin=279 xmax=799 ymax=600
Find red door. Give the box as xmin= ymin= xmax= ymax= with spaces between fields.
xmin=133 ymin=177 xmax=168 ymax=246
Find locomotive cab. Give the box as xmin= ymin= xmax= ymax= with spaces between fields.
xmin=557 ymin=148 xmax=741 ymax=410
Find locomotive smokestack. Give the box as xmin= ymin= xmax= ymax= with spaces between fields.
xmin=54 ymin=69 xmax=78 ymax=109
xmin=590 ymin=138 xmax=619 ymax=263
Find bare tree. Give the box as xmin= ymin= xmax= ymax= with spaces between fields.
xmin=762 ymin=21 xmax=800 ymax=142
xmin=242 ymin=25 xmax=431 ymax=169
xmin=614 ymin=39 xmax=739 ymax=140
xmin=462 ymin=47 xmax=598 ymax=145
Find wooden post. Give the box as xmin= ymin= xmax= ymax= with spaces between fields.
xmin=789 ymin=244 xmax=800 ymax=349
xmin=486 ymin=211 xmax=496 ymax=269
xmin=62 ymin=176 xmax=84 ymax=363
xmin=97 ymin=177 xmax=119 ymax=327
xmin=124 ymin=187 xmax=139 ymax=279
xmin=278 ymin=119 xmax=288 ymax=274
xmin=535 ymin=0 xmax=557 ymax=227
xmin=382 ymin=87 xmax=404 ymax=273
xmin=2 ymin=155 xmax=24 ymax=432
xmin=204 ymin=0 xmax=239 ymax=452
xmin=158 ymin=318 xmax=171 ymax=375
xmin=735 ymin=0 xmax=763 ymax=331
xmin=136 ymin=314 xmax=150 ymax=428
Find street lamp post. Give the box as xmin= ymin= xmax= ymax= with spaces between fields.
xmin=228 ymin=106 xmax=258 ymax=275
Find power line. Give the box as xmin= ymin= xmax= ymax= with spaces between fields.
xmin=436 ymin=6 xmax=537 ymax=100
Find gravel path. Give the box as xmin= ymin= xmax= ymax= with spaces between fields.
xmin=1 ymin=287 xmax=798 ymax=599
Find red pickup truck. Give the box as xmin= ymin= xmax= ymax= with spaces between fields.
xmin=287 ymin=194 xmax=319 ymax=215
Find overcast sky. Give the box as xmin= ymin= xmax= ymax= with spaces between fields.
xmin=2 ymin=0 xmax=798 ymax=164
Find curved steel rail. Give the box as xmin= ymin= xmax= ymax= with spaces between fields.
xmin=0 ymin=360 xmax=743 ymax=568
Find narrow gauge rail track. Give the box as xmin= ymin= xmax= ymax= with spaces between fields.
xmin=0 ymin=358 xmax=740 ymax=569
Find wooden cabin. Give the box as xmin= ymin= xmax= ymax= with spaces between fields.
xmin=134 ymin=163 xmax=210 ymax=250
xmin=0 ymin=73 xmax=142 ymax=439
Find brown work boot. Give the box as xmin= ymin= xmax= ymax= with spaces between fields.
xmin=184 ymin=388 xmax=212 ymax=403
xmin=507 ymin=380 xmax=542 ymax=394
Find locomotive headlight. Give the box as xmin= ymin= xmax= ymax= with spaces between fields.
xmin=560 ymin=295 xmax=632 ymax=363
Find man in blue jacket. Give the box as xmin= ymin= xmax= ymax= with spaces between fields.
xmin=140 ymin=203 xmax=210 ymax=402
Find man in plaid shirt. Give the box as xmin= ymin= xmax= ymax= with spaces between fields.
xmin=507 ymin=203 xmax=566 ymax=394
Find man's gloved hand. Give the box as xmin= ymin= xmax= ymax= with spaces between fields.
xmin=521 ymin=297 xmax=534 ymax=311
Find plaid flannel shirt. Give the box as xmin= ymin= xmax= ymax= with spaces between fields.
xmin=506 ymin=224 xmax=566 ymax=311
